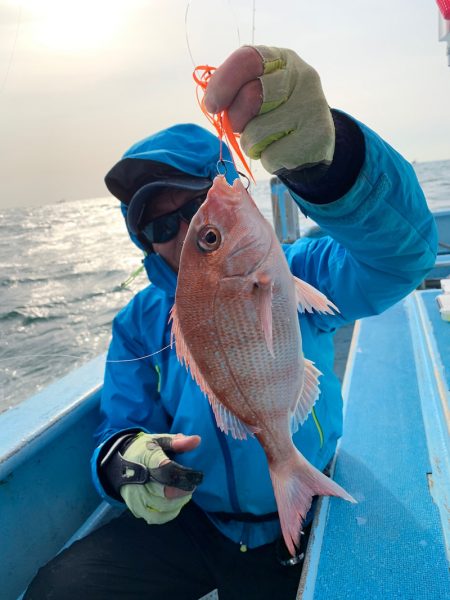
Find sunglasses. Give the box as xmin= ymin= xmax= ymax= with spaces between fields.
xmin=140 ymin=193 xmax=207 ymax=244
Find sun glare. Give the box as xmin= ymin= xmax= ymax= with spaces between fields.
xmin=20 ymin=0 xmax=127 ymax=54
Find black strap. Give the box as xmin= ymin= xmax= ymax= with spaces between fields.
xmin=209 ymin=510 xmax=279 ymax=523
xmin=104 ymin=451 xmax=150 ymax=491
xmin=100 ymin=434 xmax=148 ymax=495
xmin=100 ymin=433 xmax=203 ymax=496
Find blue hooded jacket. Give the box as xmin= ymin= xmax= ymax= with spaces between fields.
xmin=92 ymin=121 xmax=437 ymax=549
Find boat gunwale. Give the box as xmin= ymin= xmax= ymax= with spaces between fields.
xmin=0 ymin=353 xmax=105 ymax=481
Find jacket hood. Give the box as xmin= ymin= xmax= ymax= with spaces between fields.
xmin=142 ymin=252 xmax=178 ymax=298
xmin=106 ymin=124 xmax=239 ymax=262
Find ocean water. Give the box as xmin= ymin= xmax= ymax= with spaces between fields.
xmin=1 ymin=160 xmax=449 ymax=413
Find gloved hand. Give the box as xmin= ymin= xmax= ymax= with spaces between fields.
xmin=204 ymin=45 xmax=335 ymax=175
xmin=120 ymin=432 xmax=202 ymax=525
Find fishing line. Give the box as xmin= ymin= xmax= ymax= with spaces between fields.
xmin=0 ymin=345 xmax=173 ymax=364
xmin=184 ymin=0 xmax=241 ymax=68
xmin=106 ymin=343 xmax=173 ymax=363
xmin=184 ymin=1 xmax=196 ymax=69
xmin=0 ymin=344 xmax=172 ymax=363
xmin=188 ymin=2 xmax=255 ymax=183
xmin=0 ymin=2 xmax=23 ymax=95
xmin=0 ymin=319 xmax=205 ymax=365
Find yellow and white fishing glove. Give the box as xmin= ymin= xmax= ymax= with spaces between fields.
xmin=205 ymin=45 xmax=335 ymax=175
xmin=119 ymin=432 xmax=202 ymax=525
xmin=242 ymin=45 xmax=335 ymax=174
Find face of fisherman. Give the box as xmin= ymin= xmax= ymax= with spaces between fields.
xmin=150 ymin=189 xmax=204 ymax=272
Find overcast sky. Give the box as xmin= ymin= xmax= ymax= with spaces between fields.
xmin=0 ymin=0 xmax=449 ymax=208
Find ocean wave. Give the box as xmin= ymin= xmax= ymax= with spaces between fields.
xmin=0 ymin=267 xmax=129 ymax=288
xmin=0 ymin=308 xmax=65 ymax=324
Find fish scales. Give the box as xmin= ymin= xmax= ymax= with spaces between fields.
xmin=214 ymin=282 xmax=303 ymax=417
xmin=171 ymin=175 xmax=355 ymax=555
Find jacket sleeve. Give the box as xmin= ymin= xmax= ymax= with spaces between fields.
xmin=282 ymin=114 xmax=438 ymax=331
xmin=91 ymin=295 xmax=171 ymax=503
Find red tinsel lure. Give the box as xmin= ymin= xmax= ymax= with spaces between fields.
xmin=193 ymin=65 xmax=255 ymax=183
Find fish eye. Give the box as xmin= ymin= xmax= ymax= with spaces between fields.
xmin=197 ymin=226 xmax=221 ymax=252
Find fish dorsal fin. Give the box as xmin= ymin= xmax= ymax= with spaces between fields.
xmin=170 ymin=305 xmax=257 ymax=441
xmin=293 ymin=276 xmax=339 ymax=314
xmin=291 ymin=359 xmax=322 ymax=434
xmin=254 ymin=273 xmax=274 ymax=357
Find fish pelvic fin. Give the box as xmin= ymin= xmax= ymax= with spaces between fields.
xmin=293 ymin=276 xmax=339 ymax=315
xmin=254 ymin=273 xmax=274 ymax=357
xmin=270 ymin=450 xmax=357 ymax=557
xmin=170 ymin=305 xmax=258 ymax=441
xmin=291 ymin=359 xmax=322 ymax=434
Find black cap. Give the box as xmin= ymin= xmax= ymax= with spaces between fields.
xmin=126 ymin=177 xmax=212 ymax=235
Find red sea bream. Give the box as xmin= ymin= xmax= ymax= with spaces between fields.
xmin=170 ymin=175 xmax=355 ymax=555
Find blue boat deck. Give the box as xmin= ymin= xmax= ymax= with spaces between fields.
xmin=299 ymin=290 xmax=450 ymax=599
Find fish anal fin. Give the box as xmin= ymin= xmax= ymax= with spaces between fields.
xmin=170 ymin=306 xmax=258 ymax=441
xmin=254 ymin=272 xmax=274 ymax=357
xmin=293 ymin=276 xmax=339 ymax=315
xmin=211 ymin=400 xmax=260 ymax=440
xmin=291 ymin=359 xmax=322 ymax=434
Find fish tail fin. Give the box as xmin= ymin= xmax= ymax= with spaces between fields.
xmin=269 ymin=450 xmax=356 ymax=556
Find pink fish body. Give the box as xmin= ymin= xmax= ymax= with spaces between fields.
xmin=171 ymin=175 xmax=355 ymax=555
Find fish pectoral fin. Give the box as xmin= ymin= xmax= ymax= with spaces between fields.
xmin=254 ymin=273 xmax=274 ymax=357
xmin=293 ymin=276 xmax=339 ymax=314
xmin=291 ymin=359 xmax=322 ymax=434
xmin=211 ymin=398 xmax=260 ymax=440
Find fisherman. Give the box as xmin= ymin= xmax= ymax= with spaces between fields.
xmin=25 ymin=46 xmax=437 ymax=600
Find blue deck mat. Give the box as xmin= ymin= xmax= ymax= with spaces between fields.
xmin=422 ymin=290 xmax=450 ymax=389
xmin=309 ymin=299 xmax=449 ymax=599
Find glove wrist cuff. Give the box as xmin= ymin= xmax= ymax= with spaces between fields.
xmin=277 ymin=110 xmax=365 ymax=204
xmin=97 ymin=430 xmax=141 ymax=500
xmin=101 ymin=441 xmax=150 ymax=496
